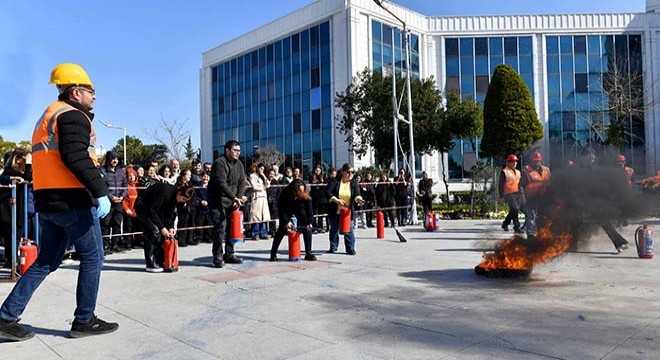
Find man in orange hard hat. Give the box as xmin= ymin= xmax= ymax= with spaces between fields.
xmin=520 ymin=151 xmax=551 ymax=238
xmin=0 ymin=63 xmax=118 ymax=341
xmin=498 ymin=154 xmax=524 ymax=234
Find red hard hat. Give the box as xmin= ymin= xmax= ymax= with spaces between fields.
xmin=506 ymin=154 xmax=519 ymax=162
xmin=530 ymin=151 xmax=543 ymax=161
xmin=617 ymin=154 xmax=626 ymax=163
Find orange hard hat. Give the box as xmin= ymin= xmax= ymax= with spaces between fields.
xmin=506 ymin=154 xmax=519 ymax=162
xmin=617 ymin=154 xmax=626 ymax=163
xmin=530 ymin=151 xmax=543 ymax=161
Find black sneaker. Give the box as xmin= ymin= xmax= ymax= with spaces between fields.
xmin=501 ymin=223 xmax=509 ymax=231
xmin=212 ymin=259 xmax=224 ymax=268
xmin=223 ymin=254 xmax=243 ymax=264
xmin=0 ymin=318 xmax=34 ymax=341
xmin=70 ymin=316 xmax=119 ymax=338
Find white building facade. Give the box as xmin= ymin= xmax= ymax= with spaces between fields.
xmin=201 ymin=0 xmax=660 ymax=189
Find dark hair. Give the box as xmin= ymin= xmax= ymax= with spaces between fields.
xmin=175 ymin=184 xmax=194 ymax=202
xmin=158 ymin=164 xmax=172 ymax=177
xmin=341 ymin=163 xmax=353 ymax=172
xmin=224 ymin=140 xmax=240 ymax=150
xmin=289 ymin=179 xmax=311 ymax=201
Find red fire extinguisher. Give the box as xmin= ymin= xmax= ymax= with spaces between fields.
xmin=19 ymin=238 xmax=37 ymax=275
xmin=339 ymin=207 xmax=351 ymax=235
xmin=230 ymin=210 xmax=244 ymax=244
xmin=376 ymin=210 xmax=384 ymax=239
xmin=425 ymin=212 xmax=436 ymax=231
xmin=287 ymin=230 xmax=301 ymax=262
xmin=635 ymin=224 xmax=654 ymax=259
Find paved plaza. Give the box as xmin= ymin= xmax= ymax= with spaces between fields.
xmin=1 ymin=219 xmax=659 ymax=359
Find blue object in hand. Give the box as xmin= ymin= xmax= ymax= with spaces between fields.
xmin=95 ymin=196 xmax=111 ymax=219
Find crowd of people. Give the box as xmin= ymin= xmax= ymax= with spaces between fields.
xmin=0 ymin=145 xmax=428 ymax=270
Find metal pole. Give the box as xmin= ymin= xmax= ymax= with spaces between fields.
xmin=122 ymin=127 xmax=127 ymax=166
xmin=392 ymin=30 xmax=398 ymax=174
xmin=404 ymin=26 xmax=418 ymax=224
xmin=23 ymin=183 xmax=28 ymax=239
xmin=10 ymin=180 xmax=17 ymax=281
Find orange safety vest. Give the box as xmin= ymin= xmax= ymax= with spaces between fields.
xmin=502 ymin=168 xmax=521 ymax=195
xmin=524 ymin=165 xmax=551 ymax=197
xmin=31 ymin=100 xmax=99 ymax=190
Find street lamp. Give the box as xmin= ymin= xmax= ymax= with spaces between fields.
xmin=97 ymin=119 xmax=127 ymax=166
xmin=373 ymin=0 xmax=418 ymax=224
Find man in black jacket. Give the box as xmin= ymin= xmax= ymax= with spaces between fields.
xmin=0 ymin=63 xmax=116 ymax=341
xmin=208 ymin=140 xmax=247 ymax=268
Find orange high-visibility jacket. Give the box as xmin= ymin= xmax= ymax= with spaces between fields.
xmin=523 ymin=165 xmax=551 ymax=197
xmin=502 ymin=168 xmax=521 ymax=195
xmin=32 ymin=101 xmax=99 ymax=190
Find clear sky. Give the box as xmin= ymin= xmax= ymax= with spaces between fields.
xmin=0 ymin=0 xmax=645 ymax=154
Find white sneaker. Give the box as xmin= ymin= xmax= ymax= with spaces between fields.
xmin=145 ymin=266 xmax=164 ymax=273
xmin=616 ymin=244 xmax=629 ymax=254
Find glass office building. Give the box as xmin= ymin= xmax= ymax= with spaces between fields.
xmin=442 ymin=36 xmax=535 ymax=179
xmin=210 ymin=21 xmax=333 ymax=174
xmin=546 ymin=34 xmax=644 ymax=170
xmin=202 ymin=0 xmax=660 ymax=189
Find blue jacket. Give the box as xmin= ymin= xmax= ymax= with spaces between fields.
xmin=102 ymin=166 xmax=127 ymax=199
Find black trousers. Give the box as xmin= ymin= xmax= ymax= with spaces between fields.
xmin=502 ymin=192 xmax=523 ymax=231
xmin=194 ymin=211 xmax=213 ymax=243
xmin=270 ymin=225 xmax=313 ymax=256
xmin=421 ymin=195 xmax=433 ymax=214
xmin=139 ymin=218 xmax=163 ymax=268
xmin=101 ymin=202 xmax=124 ymax=249
xmin=177 ymin=210 xmax=195 ymax=245
xmin=210 ymin=206 xmax=237 ymax=262
xmin=312 ymin=201 xmax=327 ymax=231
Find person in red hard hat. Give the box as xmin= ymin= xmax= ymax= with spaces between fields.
xmin=520 ymin=151 xmax=551 ymax=238
xmin=498 ymin=154 xmax=524 ymax=234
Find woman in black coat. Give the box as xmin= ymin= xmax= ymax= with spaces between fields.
xmin=270 ymin=179 xmax=317 ymax=261
xmin=326 ymin=163 xmax=364 ymax=255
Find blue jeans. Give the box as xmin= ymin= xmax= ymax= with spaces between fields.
xmin=0 ymin=207 xmax=104 ymax=324
xmin=251 ymin=222 xmax=268 ymax=239
xmin=328 ymin=213 xmax=355 ymax=252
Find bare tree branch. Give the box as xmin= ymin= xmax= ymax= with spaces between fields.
xmin=142 ymin=114 xmax=190 ymax=160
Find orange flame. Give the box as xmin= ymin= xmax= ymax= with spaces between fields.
xmin=478 ymin=219 xmax=572 ymax=270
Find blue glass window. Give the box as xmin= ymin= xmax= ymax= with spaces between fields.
xmin=574 ymin=36 xmax=586 ymax=54
xmin=504 ymin=37 xmax=517 ymax=56
xmin=547 ymin=55 xmax=560 ymax=73
xmin=310 ymin=87 xmax=321 ymax=110
xmin=519 ymin=37 xmax=532 ymax=55
xmin=446 ymin=56 xmax=459 ymax=76
xmin=460 ymin=38 xmax=474 ymax=56
xmin=560 ymin=55 xmax=573 ymax=73
xmin=460 ymin=56 xmax=474 ymax=76
xmin=475 ymin=38 xmax=488 ymax=56
xmin=574 ymin=55 xmax=587 ymax=73
xmin=475 ymin=56 xmax=489 ymax=75
xmin=587 ymin=35 xmax=600 ymax=54
xmin=560 ymin=36 xmax=573 ymax=54
xmin=489 ymin=37 xmax=503 ymax=56
xmin=446 ymin=38 xmax=459 ymax=56
xmin=519 ymin=55 xmax=533 ymax=74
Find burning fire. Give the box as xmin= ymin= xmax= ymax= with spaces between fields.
xmin=477 ymin=219 xmax=572 ymax=272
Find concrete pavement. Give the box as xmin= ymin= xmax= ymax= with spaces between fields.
xmin=1 ymin=219 xmax=660 ymax=359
